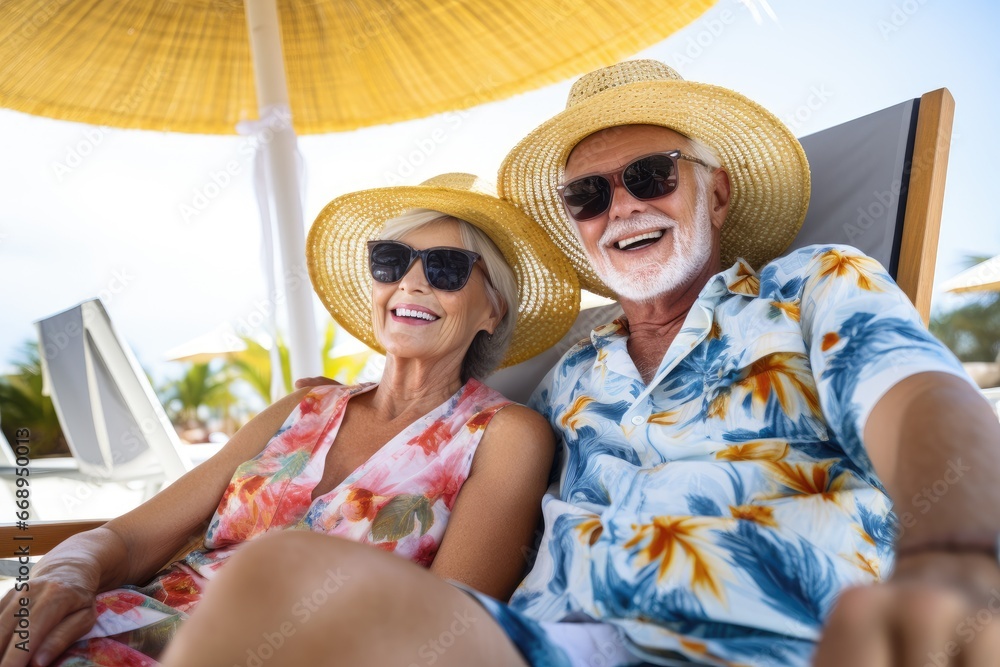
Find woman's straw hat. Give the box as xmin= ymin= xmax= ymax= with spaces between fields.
xmin=498 ymin=59 xmax=812 ymax=297
xmin=307 ymin=173 xmax=580 ymax=369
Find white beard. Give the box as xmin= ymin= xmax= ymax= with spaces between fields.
xmin=586 ymin=188 xmax=712 ymax=303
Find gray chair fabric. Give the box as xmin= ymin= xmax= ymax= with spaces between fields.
xmin=790 ymin=98 xmax=919 ymax=277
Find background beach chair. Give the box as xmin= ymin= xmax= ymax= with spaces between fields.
xmin=33 ymin=299 xmax=222 ymax=494
xmin=0 ymin=88 xmax=956 ymax=560
xmin=0 ymin=416 xmax=81 ymax=478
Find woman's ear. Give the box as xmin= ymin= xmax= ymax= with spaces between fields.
xmin=487 ymin=295 xmax=508 ymax=335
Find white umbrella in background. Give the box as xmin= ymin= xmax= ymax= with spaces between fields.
xmin=941 ymin=254 xmax=1000 ymax=294
xmin=162 ymin=325 xmax=248 ymax=365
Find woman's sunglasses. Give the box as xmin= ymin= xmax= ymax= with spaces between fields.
xmin=367 ymin=240 xmax=482 ymax=292
xmin=556 ymin=150 xmax=711 ymax=222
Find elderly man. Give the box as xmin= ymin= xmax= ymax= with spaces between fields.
xmin=162 ymin=61 xmax=1000 ymax=667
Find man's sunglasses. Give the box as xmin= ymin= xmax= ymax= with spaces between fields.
xmin=556 ymin=150 xmax=712 ymax=222
xmin=367 ymin=240 xmax=482 ymax=292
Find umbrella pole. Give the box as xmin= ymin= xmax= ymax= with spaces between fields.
xmin=244 ymin=0 xmax=321 ymax=383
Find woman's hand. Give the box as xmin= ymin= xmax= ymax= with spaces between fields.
xmin=0 ymin=569 xmax=98 ymax=667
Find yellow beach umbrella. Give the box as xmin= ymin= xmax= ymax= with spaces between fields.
xmin=0 ymin=0 xmax=716 ymax=134
xmin=1 ymin=0 xmax=716 ymax=380
xmin=941 ymin=254 xmax=1000 ymax=294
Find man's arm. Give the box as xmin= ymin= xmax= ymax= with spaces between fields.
xmin=815 ymin=372 xmax=1000 ymax=666
xmin=792 ymin=244 xmax=1000 ymax=664
xmin=864 ymin=371 xmax=1000 ymax=555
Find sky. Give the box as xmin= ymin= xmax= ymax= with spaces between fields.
xmin=1 ymin=0 xmax=998 ymax=381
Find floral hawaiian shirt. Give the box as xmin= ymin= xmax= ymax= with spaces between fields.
xmin=514 ymin=244 xmax=972 ymax=666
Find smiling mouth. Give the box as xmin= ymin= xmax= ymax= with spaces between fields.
xmin=392 ymin=308 xmax=439 ymax=322
xmin=613 ymin=229 xmax=666 ymax=251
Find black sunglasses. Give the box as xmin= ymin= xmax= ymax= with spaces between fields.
xmin=367 ymin=240 xmax=482 ymax=292
xmin=556 ymin=150 xmax=711 ymax=222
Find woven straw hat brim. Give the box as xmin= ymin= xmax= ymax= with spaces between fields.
xmin=498 ymin=80 xmax=811 ymax=297
xmin=307 ymin=186 xmax=580 ymax=369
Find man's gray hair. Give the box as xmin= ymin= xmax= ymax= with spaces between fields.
xmin=379 ymin=208 xmax=518 ymax=382
xmin=682 ymin=135 xmax=722 ymax=192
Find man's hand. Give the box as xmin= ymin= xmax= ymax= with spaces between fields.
xmin=815 ymin=551 xmax=1000 ymax=666
xmin=293 ymin=376 xmax=340 ymax=389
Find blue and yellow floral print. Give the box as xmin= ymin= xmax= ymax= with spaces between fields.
xmin=512 ymin=245 xmax=972 ymax=666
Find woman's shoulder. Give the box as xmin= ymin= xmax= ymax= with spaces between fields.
xmin=476 ymin=401 xmax=554 ymax=462
xmin=468 ymin=401 xmax=555 ymax=481
xmin=489 ymin=402 xmax=551 ymax=434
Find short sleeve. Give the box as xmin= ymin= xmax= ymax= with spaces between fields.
xmin=797 ymin=245 xmax=974 ymax=475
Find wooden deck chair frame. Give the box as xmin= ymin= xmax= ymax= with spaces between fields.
xmin=894 ymin=88 xmax=954 ymax=324
xmin=0 ymin=88 xmax=955 ymax=563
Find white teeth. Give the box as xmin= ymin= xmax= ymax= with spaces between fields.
xmin=615 ymin=230 xmax=664 ymax=250
xmin=394 ymin=308 xmax=438 ymax=321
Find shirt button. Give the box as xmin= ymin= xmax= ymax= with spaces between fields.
xmin=631 ymin=415 xmax=645 ymax=425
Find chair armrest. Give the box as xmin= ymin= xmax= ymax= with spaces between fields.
xmin=0 ymin=520 xmax=107 ymax=556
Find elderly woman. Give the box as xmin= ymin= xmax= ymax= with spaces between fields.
xmin=0 ymin=174 xmax=579 ymax=667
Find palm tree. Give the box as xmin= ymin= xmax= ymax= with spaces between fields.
xmin=224 ymin=335 xmax=293 ymax=408
xmin=223 ymin=323 xmax=373 ymax=408
xmin=319 ymin=322 xmax=373 ymax=385
xmin=159 ymin=362 xmax=232 ymax=432
xmin=930 ymin=254 xmax=1000 ymax=362
xmin=0 ymin=340 xmax=68 ymax=457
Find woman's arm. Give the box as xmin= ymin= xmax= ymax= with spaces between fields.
xmin=101 ymin=387 xmax=312 ymax=585
xmin=429 ymin=404 xmax=555 ymax=600
xmin=0 ymin=387 xmax=311 ymax=667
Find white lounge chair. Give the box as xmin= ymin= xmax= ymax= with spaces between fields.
xmin=34 ymin=299 xmax=223 ymax=495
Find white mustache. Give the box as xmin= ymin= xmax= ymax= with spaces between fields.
xmin=598 ymin=212 xmax=678 ymax=248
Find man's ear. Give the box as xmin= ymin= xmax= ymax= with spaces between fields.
xmin=710 ymin=168 xmax=732 ymax=231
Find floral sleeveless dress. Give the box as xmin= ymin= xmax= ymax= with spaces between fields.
xmin=53 ymin=379 xmax=511 ymax=666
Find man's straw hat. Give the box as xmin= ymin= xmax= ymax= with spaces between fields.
xmin=498 ymin=59 xmax=811 ymax=297
xmin=307 ymin=173 xmax=580 ymax=369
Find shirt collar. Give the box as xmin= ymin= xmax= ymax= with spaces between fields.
xmin=589 ymin=258 xmax=760 ymax=342
xmin=711 ymin=257 xmax=761 ymax=299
